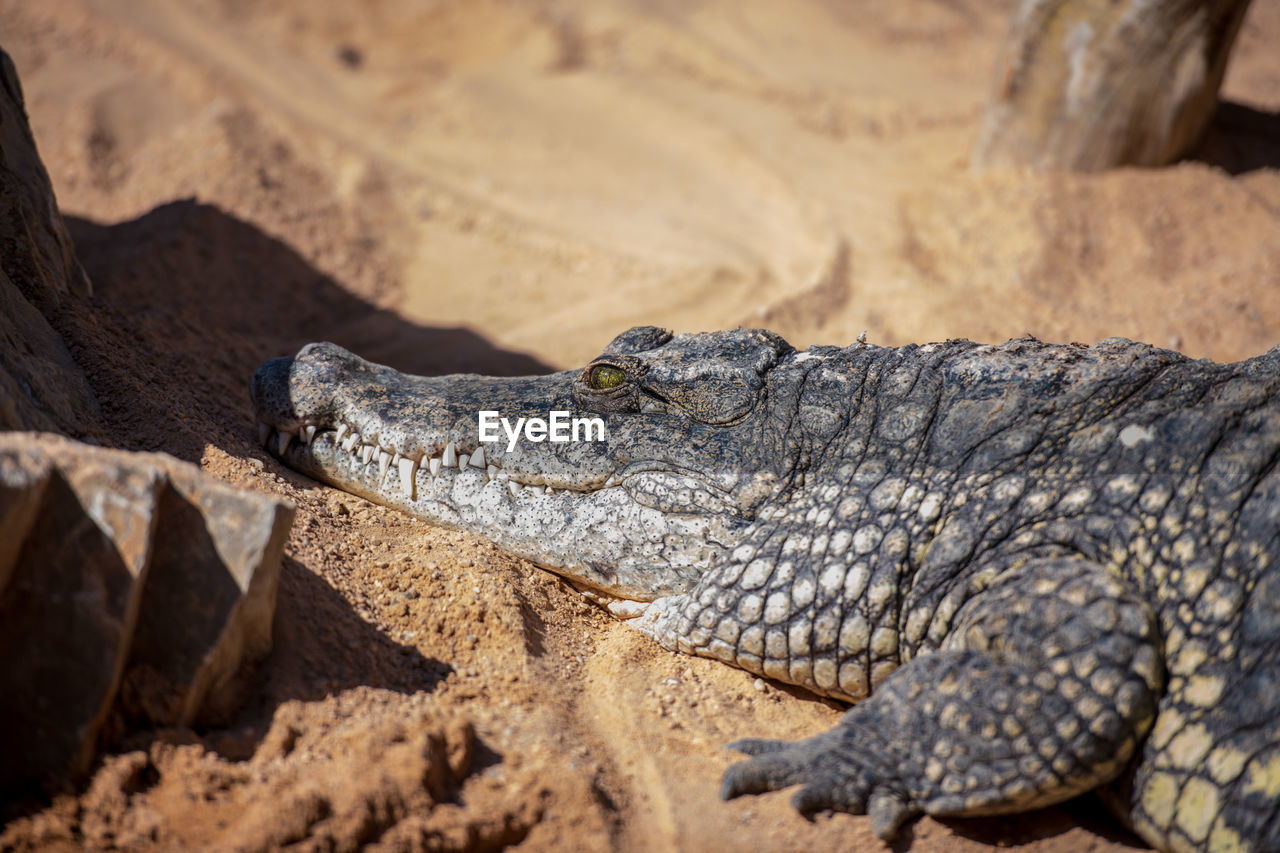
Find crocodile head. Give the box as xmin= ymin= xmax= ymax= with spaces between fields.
xmin=251 ymin=326 xmax=797 ymax=605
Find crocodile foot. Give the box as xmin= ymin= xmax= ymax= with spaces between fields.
xmin=723 ymin=730 xmax=916 ymax=840
xmin=721 ymin=559 xmax=1162 ymax=843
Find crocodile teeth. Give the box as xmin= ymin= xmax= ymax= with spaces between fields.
xmin=378 ymin=450 xmax=391 ymax=481
xmin=258 ymin=422 xmax=271 ymax=447
xmin=361 ymin=444 xmax=374 ymax=465
xmin=335 ymin=423 xmax=349 ymax=446
xmin=443 ymin=442 xmax=457 ymax=468
xmin=545 ymin=487 xmax=554 ymax=495
xmin=487 ymin=465 xmax=499 ymax=480
xmin=276 ymin=429 xmax=294 ymax=456
xmin=399 ymin=456 xmax=417 ymax=499
xmin=528 ymin=485 xmax=545 ymax=496
xmin=458 ymin=452 xmax=469 ymax=470
xmin=508 ymin=481 xmax=522 ymax=496
xmin=428 ymin=456 xmax=441 ymax=476
xmin=343 ymin=432 xmax=361 ymax=452
xmin=303 ymin=425 xmax=317 ymax=445
xmin=469 ymin=446 xmax=485 ymax=469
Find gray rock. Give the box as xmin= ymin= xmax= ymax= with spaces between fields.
xmin=0 ymin=44 xmax=100 ymax=433
xmin=0 ymin=433 xmax=294 ymax=798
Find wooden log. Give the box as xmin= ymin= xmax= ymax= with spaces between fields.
xmin=973 ymin=0 xmax=1254 ymax=171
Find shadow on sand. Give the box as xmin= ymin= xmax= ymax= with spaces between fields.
xmin=41 ymin=200 xmax=553 ymax=767
xmin=60 ymin=199 xmax=553 ymax=464
xmin=1189 ymin=100 xmax=1280 ymax=175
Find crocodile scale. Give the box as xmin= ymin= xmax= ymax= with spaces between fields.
xmin=253 ymin=327 xmax=1280 ymax=852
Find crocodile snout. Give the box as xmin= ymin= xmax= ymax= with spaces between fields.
xmin=249 ymin=353 xmax=298 ymax=429
xmin=251 ymin=342 xmax=369 ymax=433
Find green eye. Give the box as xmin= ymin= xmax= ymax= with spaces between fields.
xmin=588 ymin=364 xmax=627 ymax=390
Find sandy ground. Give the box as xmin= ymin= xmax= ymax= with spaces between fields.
xmin=2 ymin=0 xmax=1279 ymax=850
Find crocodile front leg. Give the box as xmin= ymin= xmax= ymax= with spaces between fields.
xmin=720 ymin=557 xmax=1165 ymax=839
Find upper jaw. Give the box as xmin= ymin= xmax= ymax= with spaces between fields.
xmin=257 ymin=418 xmax=569 ymax=500
xmin=250 ymin=342 xmax=773 ymax=599
xmin=251 ymin=343 xmax=614 ymax=496
xmin=250 ymin=343 xmax=761 ymax=505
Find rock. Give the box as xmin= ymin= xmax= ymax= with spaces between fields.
xmin=125 ymin=451 xmax=295 ymax=728
xmin=0 ymin=445 xmax=50 ymax=594
xmin=0 ymin=433 xmax=294 ymax=799
xmin=0 ymin=45 xmax=101 ymax=433
xmin=972 ymin=0 xmax=1253 ymax=171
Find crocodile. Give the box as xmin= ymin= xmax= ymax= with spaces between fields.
xmin=251 ymin=326 xmax=1280 ymax=852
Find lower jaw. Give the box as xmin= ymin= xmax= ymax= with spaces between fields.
xmin=275 ymin=433 xmax=550 ymax=526
xmin=268 ymin=433 xmax=637 ymax=589
xmin=268 ymin=431 xmax=731 ymax=602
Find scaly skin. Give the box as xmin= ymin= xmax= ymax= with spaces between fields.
xmin=252 ymin=327 xmax=1280 ymax=852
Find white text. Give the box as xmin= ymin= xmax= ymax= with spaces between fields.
xmin=478 ymin=410 xmax=606 ymax=452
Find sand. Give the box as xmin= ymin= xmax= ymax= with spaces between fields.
xmin=2 ymin=0 xmax=1278 ymax=849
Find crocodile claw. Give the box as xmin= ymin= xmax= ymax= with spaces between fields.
xmin=722 ymin=733 xmax=847 ymax=802
xmin=721 ymin=732 xmax=917 ymax=840
xmin=725 ymin=737 xmax=792 ymax=757
xmin=866 ymin=791 xmax=914 ymax=840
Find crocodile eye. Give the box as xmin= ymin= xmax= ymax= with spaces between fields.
xmin=588 ymin=364 xmax=627 ymax=390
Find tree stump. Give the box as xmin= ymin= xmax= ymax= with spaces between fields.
xmin=973 ymin=0 xmax=1254 ymax=171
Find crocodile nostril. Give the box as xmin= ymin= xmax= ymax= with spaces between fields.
xmin=250 ymin=355 xmax=297 ymax=424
